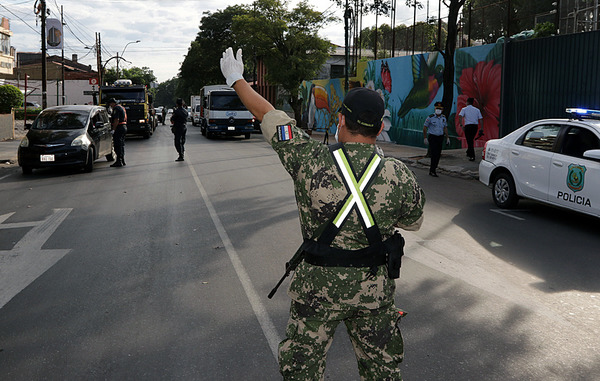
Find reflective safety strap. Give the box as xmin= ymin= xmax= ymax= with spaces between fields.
xmin=331 ymin=148 xmax=382 ymax=229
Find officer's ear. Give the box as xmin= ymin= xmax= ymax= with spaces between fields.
xmin=376 ymin=121 xmax=385 ymax=137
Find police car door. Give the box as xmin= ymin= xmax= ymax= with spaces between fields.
xmin=510 ymin=123 xmax=561 ymax=201
xmin=549 ymin=125 xmax=600 ymax=216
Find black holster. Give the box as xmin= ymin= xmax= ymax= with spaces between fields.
xmin=384 ymin=232 xmax=405 ymax=279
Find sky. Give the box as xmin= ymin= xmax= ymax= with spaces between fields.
xmin=1 ymin=0 xmax=447 ymax=83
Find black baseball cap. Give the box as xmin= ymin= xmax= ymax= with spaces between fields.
xmin=106 ymin=98 xmax=117 ymax=104
xmin=340 ymin=87 xmax=384 ymax=129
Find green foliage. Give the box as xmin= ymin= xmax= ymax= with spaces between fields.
xmin=154 ymin=77 xmax=180 ymax=108
xmin=232 ymin=0 xmax=334 ymax=119
xmin=0 ymin=84 xmax=23 ymax=114
xmin=14 ymin=108 xmax=41 ymax=120
xmin=103 ymin=66 xmax=157 ymax=87
xmin=533 ymin=22 xmax=556 ymax=38
xmin=178 ymin=5 xmax=249 ymax=101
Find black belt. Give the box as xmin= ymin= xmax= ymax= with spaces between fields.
xmin=302 ymin=239 xmax=387 ymax=268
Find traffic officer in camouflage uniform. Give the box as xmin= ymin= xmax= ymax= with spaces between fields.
xmin=221 ymin=47 xmax=425 ymax=381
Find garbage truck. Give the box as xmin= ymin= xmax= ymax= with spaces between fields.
xmin=99 ymin=79 xmax=157 ymax=139
xmin=198 ymin=85 xmax=255 ymax=139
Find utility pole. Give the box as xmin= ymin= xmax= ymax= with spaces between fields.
xmin=40 ymin=0 xmax=48 ymax=109
xmin=115 ymin=52 xmax=120 ymax=79
xmin=344 ymin=0 xmax=351 ymax=92
xmin=96 ymin=32 xmax=102 ymax=85
xmin=61 ymin=5 xmax=65 ymax=104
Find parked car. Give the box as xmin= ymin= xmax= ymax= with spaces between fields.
xmin=155 ymin=106 xmax=164 ymax=123
xmin=18 ymin=105 xmax=115 ymax=174
xmin=479 ymin=108 xmax=600 ymax=217
xmin=23 ymin=101 xmax=41 ymax=108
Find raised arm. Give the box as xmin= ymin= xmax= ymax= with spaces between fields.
xmin=220 ymin=47 xmax=274 ymax=121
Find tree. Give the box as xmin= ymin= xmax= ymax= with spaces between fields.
xmin=154 ymin=77 xmax=180 ymax=108
xmin=103 ymin=66 xmax=156 ymax=87
xmin=178 ymin=6 xmax=249 ymax=101
xmin=233 ymin=0 xmax=335 ymax=123
xmin=440 ymin=0 xmax=467 ymax=118
xmin=0 ymin=84 xmax=23 ymax=114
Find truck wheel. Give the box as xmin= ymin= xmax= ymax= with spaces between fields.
xmin=492 ymin=172 xmax=518 ymax=209
xmin=144 ymin=131 xmax=151 ymax=139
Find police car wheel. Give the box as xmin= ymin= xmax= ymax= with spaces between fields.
xmin=22 ymin=166 xmax=32 ymax=175
xmin=492 ymin=172 xmax=518 ymax=209
xmin=245 ymin=133 xmax=251 ymax=139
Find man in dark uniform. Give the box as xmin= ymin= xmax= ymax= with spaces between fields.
xmin=423 ymin=101 xmax=449 ymax=177
xmin=221 ymin=47 xmax=425 ymax=380
xmin=107 ymin=98 xmax=127 ymax=167
xmin=161 ymin=106 xmax=167 ymax=125
xmin=170 ymin=98 xmax=188 ymax=162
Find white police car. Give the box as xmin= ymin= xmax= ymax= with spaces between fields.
xmin=479 ymin=108 xmax=600 ymax=217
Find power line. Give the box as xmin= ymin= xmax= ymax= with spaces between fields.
xmin=0 ymin=3 xmax=39 ymax=34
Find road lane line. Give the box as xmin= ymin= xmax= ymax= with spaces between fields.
xmin=187 ymin=162 xmax=282 ymax=361
xmin=0 ymin=208 xmax=72 ymax=309
xmin=490 ymin=208 xmax=526 ymax=220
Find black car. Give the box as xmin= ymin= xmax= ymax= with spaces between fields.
xmin=18 ymin=105 xmax=115 ymax=174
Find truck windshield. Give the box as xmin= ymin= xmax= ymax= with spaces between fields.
xmin=210 ymin=93 xmax=247 ymax=110
xmin=101 ymin=90 xmax=145 ymax=103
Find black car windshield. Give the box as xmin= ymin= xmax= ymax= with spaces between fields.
xmin=32 ymin=110 xmax=89 ymax=130
xmin=210 ymin=93 xmax=247 ymax=110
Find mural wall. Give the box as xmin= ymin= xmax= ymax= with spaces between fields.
xmin=300 ymin=43 xmax=503 ymax=149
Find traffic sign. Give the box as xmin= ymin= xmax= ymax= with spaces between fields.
xmin=89 ymin=78 xmax=99 ymax=85
xmin=83 ymin=90 xmax=98 ymax=95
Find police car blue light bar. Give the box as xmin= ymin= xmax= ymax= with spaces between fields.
xmin=566 ymin=108 xmax=600 ymax=117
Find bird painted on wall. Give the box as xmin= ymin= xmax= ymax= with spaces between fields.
xmin=304 ymin=84 xmax=330 ymax=130
xmin=381 ymin=61 xmax=392 ymax=93
xmin=397 ymin=52 xmax=444 ymax=119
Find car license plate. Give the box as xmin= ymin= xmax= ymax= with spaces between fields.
xmin=40 ymin=154 xmax=55 ymax=162
xmin=228 ymin=126 xmax=235 ymax=131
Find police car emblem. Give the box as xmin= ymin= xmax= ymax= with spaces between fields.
xmin=277 ymin=124 xmax=293 ymax=141
xmin=567 ymin=164 xmax=586 ymax=192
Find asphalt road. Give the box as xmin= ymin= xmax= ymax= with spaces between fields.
xmin=0 ymin=125 xmax=598 ymax=380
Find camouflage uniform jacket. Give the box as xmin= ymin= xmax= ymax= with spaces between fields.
xmin=262 ymin=110 xmax=425 ymax=311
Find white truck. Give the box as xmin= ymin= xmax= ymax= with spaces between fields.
xmin=190 ymin=95 xmax=202 ymax=126
xmin=198 ymin=85 xmax=255 ymax=139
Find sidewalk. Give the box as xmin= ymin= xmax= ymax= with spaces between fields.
xmin=309 ymin=131 xmax=482 ymax=180
xmin=0 ymin=119 xmax=25 ymax=168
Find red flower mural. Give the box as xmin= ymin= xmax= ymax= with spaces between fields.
xmin=455 ymin=60 xmax=501 ymax=146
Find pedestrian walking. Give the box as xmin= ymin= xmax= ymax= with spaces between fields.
xmin=107 ymin=98 xmax=127 ymax=167
xmin=458 ymin=97 xmax=484 ymax=161
xmin=220 ymin=47 xmax=425 ymax=381
xmin=162 ymin=106 xmax=167 ymax=125
xmin=170 ymin=98 xmax=188 ymax=162
xmin=423 ymin=101 xmax=449 ymax=177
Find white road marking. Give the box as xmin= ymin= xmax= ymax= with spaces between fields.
xmin=490 ymin=208 xmax=527 ymax=220
xmin=187 ymin=162 xmax=282 ymax=361
xmin=0 ymin=208 xmax=72 ymax=309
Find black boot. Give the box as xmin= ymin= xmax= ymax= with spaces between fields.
xmin=176 ymin=154 xmax=184 ymax=161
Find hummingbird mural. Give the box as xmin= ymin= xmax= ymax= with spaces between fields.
xmin=397 ymin=52 xmax=444 ymax=119
xmin=381 ymin=61 xmax=392 ymax=93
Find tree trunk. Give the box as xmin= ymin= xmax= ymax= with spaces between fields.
xmin=441 ymin=0 xmax=466 ymax=118
xmin=290 ymin=95 xmax=302 ymax=128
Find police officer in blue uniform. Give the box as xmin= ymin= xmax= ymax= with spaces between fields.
xmin=423 ymin=101 xmax=449 ymax=177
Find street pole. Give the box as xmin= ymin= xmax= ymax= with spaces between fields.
xmin=344 ymin=0 xmax=350 ymax=92
xmin=61 ymin=5 xmax=65 ymax=105
xmin=41 ymin=0 xmax=48 ymax=109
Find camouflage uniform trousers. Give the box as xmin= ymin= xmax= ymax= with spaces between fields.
xmin=278 ymin=300 xmax=404 ymax=380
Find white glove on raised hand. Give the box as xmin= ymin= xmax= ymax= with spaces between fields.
xmin=220 ymin=47 xmax=244 ymax=87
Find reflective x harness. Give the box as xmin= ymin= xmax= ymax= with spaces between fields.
xmin=302 ymin=143 xmax=402 ymax=273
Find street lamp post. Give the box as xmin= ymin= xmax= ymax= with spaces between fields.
xmin=116 ymin=40 xmax=140 ymax=79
